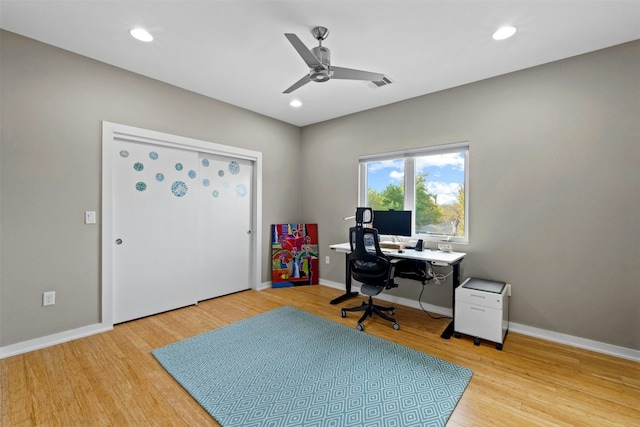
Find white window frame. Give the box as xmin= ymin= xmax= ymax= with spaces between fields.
xmin=358 ymin=141 xmax=469 ymax=244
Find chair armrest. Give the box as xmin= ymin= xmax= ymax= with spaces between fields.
xmin=385 ymin=259 xmax=402 ymax=289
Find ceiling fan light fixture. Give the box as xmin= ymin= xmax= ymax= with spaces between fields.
xmin=289 ymin=99 xmax=302 ymax=107
xmin=130 ymin=28 xmax=154 ymax=42
xmin=493 ymin=26 xmax=517 ymax=40
xmin=310 ymin=68 xmax=331 ymax=82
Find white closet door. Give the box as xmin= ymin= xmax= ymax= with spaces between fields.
xmin=198 ymin=154 xmax=253 ymax=300
xmin=112 ymin=141 xmax=199 ymax=323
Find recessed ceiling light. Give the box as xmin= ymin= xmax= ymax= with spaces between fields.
xmin=493 ymin=26 xmax=517 ymax=41
xmin=289 ymin=100 xmax=302 ymax=108
xmin=130 ymin=28 xmax=153 ymax=42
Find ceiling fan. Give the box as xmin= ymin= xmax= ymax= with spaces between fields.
xmin=283 ymin=26 xmax=389 ymax=94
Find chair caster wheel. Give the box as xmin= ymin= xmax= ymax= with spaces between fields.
xmin=474 ymin=337 xmax=481 ymax=346
xmin=389 ymin=309 xmax=395 ymax=315
xmin=340 ymin=309 xmax=346 ymax=318
xmin=393 ymin=322 xmax=400 ymax=330
xmin=357 ymin=323 xmax=364 ymax=331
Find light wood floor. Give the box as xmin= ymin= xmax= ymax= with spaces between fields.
xmin=2 ymin=285 xmax=639 ymax=426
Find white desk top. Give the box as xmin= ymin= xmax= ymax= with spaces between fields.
xmin=330 ymin=242 xmax=466 ymax=265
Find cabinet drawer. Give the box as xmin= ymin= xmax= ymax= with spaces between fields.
xmin=455 ymin=301 xmax=504 ymax=343
xmin=456 ymin=287 xmax=504 ymax=309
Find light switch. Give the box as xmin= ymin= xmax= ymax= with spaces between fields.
xmin=85 ymin=211 xmax=96 ymax=224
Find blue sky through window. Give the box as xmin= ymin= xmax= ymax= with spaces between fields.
xmin=367 ymin=152 xmax=465 ymax=205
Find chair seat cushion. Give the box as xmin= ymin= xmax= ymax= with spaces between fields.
xmin=361 ymin=283 xmax=385 ymax=296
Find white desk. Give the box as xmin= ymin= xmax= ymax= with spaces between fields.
xmin=330 ymin=242 xmax=466 ymax=339
xmin=330 ymin=242 xmax=465 ymax=264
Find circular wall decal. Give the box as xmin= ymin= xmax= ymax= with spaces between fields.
xmin=171 ymin=181 xmax=188 ymax=197
xmin=236 ymin=184 xmax=247 ymax=197
xmin=229 ymin=161 xmax=240 ymax=174
xmin=133 ymin=162 xmax=144 ymax=171
xmin=136 ymin=182 xmax=147 ymax=191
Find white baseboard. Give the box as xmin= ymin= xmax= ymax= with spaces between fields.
xmin=257 ymin=281 xmax=272 ymax=291
xmin=0 ymin=322 xmax=113 ymax=360
xmin=507 ymin=322 xmax=640 ymax=362
xmin=2 ymin=283 xmax=272 ymax=359
xmin=319 ymin=280 xmax=640 ymax=362
xmin=4 ymin=282 xmax=637 ymax=362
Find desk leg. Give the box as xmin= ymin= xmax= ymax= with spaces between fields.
xmin=440 ymin=261 xmax=461 ymax=339
xmin=330 ymin=253 xmax=359 ymax=304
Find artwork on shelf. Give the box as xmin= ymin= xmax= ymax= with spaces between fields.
xmin=271 ymin=224 xmax=319 ymax=287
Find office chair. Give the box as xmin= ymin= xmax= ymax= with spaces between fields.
xmin=341 ymin=207 xmax=400 ymax=331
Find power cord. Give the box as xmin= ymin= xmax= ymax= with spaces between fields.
xmin=418 ymin=282 xmax=449 ymax=319
xmin=417 ymin=263 xmax=451 ymax=320
xmin=396 ymin=260 xmax=452 ymax=320
xmin=431 ymin=268 xmax=453 ymax=286
xmin=418 ymin=267 xmax=449 ymax=320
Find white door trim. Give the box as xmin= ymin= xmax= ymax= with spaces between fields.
xmin=101 ymin=121 xmax=262 ymax=327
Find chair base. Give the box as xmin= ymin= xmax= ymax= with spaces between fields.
xmin=341 ymin=296 xmax=400 ymax=331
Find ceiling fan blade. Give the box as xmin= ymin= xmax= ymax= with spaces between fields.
xmin=331 ymin=66 xmax=385 ymax=82
xmin=285 ymin=33 xmax=325 ymax=69
xmin=283 ymin=74 xmax=312 ymax=94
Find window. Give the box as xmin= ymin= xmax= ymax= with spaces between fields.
xmin=359 ymin=142 xmax=469 ymax=243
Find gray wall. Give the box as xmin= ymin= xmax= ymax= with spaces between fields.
xmin=2 ymin=29 xmax=638 ymax=352
xmin=302 ymin=41 xmax=640 ymax=350
xmin=0 ymin=30 xmax=301 ymax=346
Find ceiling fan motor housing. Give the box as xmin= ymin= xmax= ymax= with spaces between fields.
xmin=310 ymin=46 xmax=332 ymax=82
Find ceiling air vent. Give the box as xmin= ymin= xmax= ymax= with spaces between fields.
xmin=367 ymin=76 xmax=393 ymax=88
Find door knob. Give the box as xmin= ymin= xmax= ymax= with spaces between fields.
xmin=115 ymin=238 xmax=123 ymax=245
xmin=247 ymin=230 xmax=252 ymax=235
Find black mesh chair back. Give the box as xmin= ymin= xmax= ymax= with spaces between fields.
xmin=348 ymin=226 xmax=389 ymax=284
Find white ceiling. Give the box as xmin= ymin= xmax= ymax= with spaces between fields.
xmin=1 ymin=1 xmax=639 ymax=127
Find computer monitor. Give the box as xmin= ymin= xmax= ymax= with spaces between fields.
xmin=372 ymin=210 xmax=412 ymax=237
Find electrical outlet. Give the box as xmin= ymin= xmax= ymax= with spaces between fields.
xmin=438 ymin=243 xmax=453 ymax=252
xmin=325 ymin=256 xmax=330 ymax=264
xmin=43 ymin=291 xmax=56 ymax=306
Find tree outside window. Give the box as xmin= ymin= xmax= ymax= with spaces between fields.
xmin=361 ymin=144 xmax=468 ymax=242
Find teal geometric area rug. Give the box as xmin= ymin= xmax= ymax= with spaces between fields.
xmin=152 ymin=306 xmax=473 ymax=427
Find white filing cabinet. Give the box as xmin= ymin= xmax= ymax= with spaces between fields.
xmin=454 ymin=278 xmax=510 ymax=350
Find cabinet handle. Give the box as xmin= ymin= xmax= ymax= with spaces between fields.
xmin=471 ymin=307 xmax=485 ymax=312
xmin=471 ymin=294 xmax=486 ymax=299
